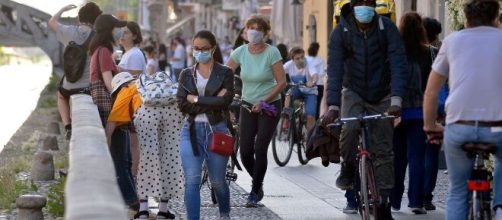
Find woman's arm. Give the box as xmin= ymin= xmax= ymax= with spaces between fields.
xmin=49 ymin=4 xmax=76 ymax=32
xmin=196 ymin=68 xmax=235 ymax=109
xmin=176 ymin=70 xmax=203 ymax=115
xmin=102 ymin=71 xmax=113 ymax=93
xmin=264 ymin=61 xmax=286 ymax=103
xmin=226 ymin=58 xmax=239 ymax=72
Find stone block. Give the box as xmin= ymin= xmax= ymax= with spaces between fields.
xmin=31 ymin=151 xmax=54 ymax=181
xmin=16 ymin=194 xmax=46 ymax=220
xmin=41 ymin=136 xmax=58 ymax=151
xmin=48 ymin=122 xmax=60 ymax=135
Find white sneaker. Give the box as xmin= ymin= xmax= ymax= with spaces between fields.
xmin=496 ymin=207 xmax=502 ymax=220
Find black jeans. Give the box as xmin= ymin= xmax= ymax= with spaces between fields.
xmin=110 ymin=129 xmax=138 ymax=205
xmin=239 ymin=100 xmax=281 ymax=192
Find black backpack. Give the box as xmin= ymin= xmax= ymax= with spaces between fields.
xmin=63 ymin=30 xmax=94 ymax=83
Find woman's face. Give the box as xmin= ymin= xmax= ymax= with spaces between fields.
xmin=119 ymin=27 xmax=136 ymax=46
xmin=244 ymin=23 xmax=264 ymax=41
xmin=112 ymin=27 xmax=123 ymax=44
xmin=192 ymin=38 xmax=213 ymax=53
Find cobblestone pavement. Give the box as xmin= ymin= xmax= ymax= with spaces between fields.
xmin=131 ymin=183 xmax=281 ymax=220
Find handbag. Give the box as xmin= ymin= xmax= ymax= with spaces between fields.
xmin=209 ymin=126 xmax=234 ymax=157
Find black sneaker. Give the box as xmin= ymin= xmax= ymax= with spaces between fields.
xmin=342 ymin=203 xmax=358 ymax=214
xmin=133 ymin=210 xmax=149 ymax=219
xmin=246 ymin=192 xmax=258 ymax=208
xmin=377 ymin=203 xmax=394 ymax=220
xmin=424 ymin=201 xmax=436 ymax=211
xmin=411 ymin=207 xmax=427 ymax=215
xmin=336 ymin=162 xmax=355 ymax=190
xmin=65 ymin=128 xmax=72 ymax=140
xmin=156 ymin=211 xmax=175 ymax=219
xmin=256 ymin=186 xmax=264 ymax=202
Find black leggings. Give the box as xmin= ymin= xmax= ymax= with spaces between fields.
xmin=239 ymin=100 xmax=281 ymax=192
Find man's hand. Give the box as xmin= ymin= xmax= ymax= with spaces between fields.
xmin=387 ymin=105 xmax=402 ymax=117
xmin=61 ymin=4 xmax=77 ymax=12
xmin=424 ymin=123 xmax=444 ymax=145
xmin=321 ymin=108 xmax=339 ymax=126
xmin=217 ymin=88 xmax=227 ymax=97
xmin=306 ymin=81 xmax=314 ymax=88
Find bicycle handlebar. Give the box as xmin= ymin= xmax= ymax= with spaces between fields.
xmin=327 ymin=114 xmax=396 ymax=127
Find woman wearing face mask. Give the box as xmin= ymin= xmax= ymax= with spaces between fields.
xmin=89 ymin=14 xmax=138 ymax=210
xmin=226 ymin=15 xmax=287 ymax=207
xmin=177 ymin=30 xmax=234 ymax=220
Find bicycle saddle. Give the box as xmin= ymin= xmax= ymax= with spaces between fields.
xmin=462 ymin=143 xmax=496 ymax=154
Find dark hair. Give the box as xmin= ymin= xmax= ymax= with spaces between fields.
xmin=233 ymin=28 xmax=248 ymax=50
xmin=89 ymin=19 xmax=114 ymax=55
xmin=399 ymin=12 xmax=428 ymax=59
xmin=307 ymin=42 xmax=320 ymax=57
xmin=464 ymin=0 xmax=500 ymax=27
xmin=245 ymin=15 xmax=271 ymax=33
xmin=193 ymin=30 xmax=223 ymax=64
xmin=289 ymin=47 xmax=305 ymax=59
xmin=276 ymin=43 xmax=288 ymax=61
xmin=422 ymin=17 xmax=442 ymax=43
xmin=158 ymin=43 xmax=167 ymax=55
xmin=78 ymin=2 xmax=102 ymax=25
xmin=143 ymin=45 xmax=155 ymax=54
xmin=126 ymin=21 xmax=143 ymax=45
xmin=175 ymin=37 xmax=186 ymax=47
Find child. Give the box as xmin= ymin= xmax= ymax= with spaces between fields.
xmin=143 ymin=45 xmax=158 ymax=75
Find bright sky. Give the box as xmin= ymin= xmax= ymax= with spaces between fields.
xmin=13 ymin=0 xmax=85 ymax=16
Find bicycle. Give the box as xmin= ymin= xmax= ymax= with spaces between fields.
xmin=271 ymin=83 xmax=310 ymax=166
xmin=463 ymin=142 xmax=495 ymax=220
xmin=200 ymin=94 xmax=243 ymax=204
xmin=328 ymin=113 xmax=395 ymax=220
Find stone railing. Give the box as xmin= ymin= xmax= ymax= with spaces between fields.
xmin=65 ymin=95 xmax=127 ymax=220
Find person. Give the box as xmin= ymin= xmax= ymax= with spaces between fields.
xmin=422 ymin=17 xmax=442 ymax=49
xmin=323 ymin=0 xmax=407 ymax=218
xmin=177 ymin=30 xmax=234 ymax=220
xmin=276 ymin=43 xmax=289 ymax=64
xmin=305 ymin=42 xmax=325 ymax=119
xmin=220 ymin=36 xmax=233 ymax=63
xmin=144 ymin=45 xmax=158 ymax=75
xmin=282 ymin=47 xmax=318 ymax=132
xmin=48 ymin=2 xmax=102 ymax=139
xmin=116 ymin=20 xmax=145 ymax=179
xmin=132 ymin=69 xmax=184 ymax=219
xmin=226 ymin=15 xmax=287 ymax=207
xmin=89 ymin=14 xmax=138 ymax=209
xmin=171 ymin=36 xmax=187 ymax=80
xmin=117 ymin=21 xmax=146 ymax=76
xmin=423 ymin=1 xmax=502 ymax=219
xmin=158 ymin=43 xmax=169 ymax=72
xmin=389 ymin=12 xmax=438 ymax=215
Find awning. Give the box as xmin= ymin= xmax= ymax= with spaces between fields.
xmin=165 ymin=14 xmax=196 ymax=37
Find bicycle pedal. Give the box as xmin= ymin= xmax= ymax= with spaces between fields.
xmin=226 ymin=173 xmax=238 ymax=181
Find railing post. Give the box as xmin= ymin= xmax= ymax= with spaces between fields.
xmin=65 ymin=95 xmax=127 ymax=220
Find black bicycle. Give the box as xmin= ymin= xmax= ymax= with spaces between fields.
xmin=328 ymin=113 xmax=395 ymax=220
xmin=271 ymin=83 xmax=309 ymax=166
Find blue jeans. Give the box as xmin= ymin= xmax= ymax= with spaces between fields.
xmin=444 ymin=123 xmax=502 ymax=220
xmin=289 ymin=87 xmax=318 ymax=117
xmin=109 ymin=129 xmax=138 ymax=205
xmin=345 ymin=189 xmax=357 ymax=208
xmin=180 ymin=121 xmax=230 ymax=220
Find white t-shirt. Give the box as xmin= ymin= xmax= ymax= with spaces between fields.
xmin=432 ymin=26 xmax=502 ymax=124
xmin=283 ymin=60 xmax=316 ymax=82
xmin=195 ymin=70 xmax=209 ymax=122
xmin=146 ymin=58 xmax=158 ymax=74
xmin=171 ymin=44 xmax=186 ymax=69
xmin=306 ymin=56 xmax=325 ymax=85
xmin=118 ymin=47 xmax=146 ymax=73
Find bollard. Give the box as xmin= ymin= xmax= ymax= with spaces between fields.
xmin=31 ymin=151 xmax=54 ymax=181
xmin=16 ymin=195 xmax=46 ymax=220
xmin=41 ymin=136 xmax=59 ymax=151
xmin=48 ymin=122 xmax=60 ymax=135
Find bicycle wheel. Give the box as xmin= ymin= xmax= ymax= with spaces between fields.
xmin=296 ymin=112 xmax=309 ymax=165
xmin=469 ymin=191 xmax=492 ymax=220
xmin=366 ymin=157 xmax=379 ymax=219
xmin=272 ymin=116 xmax=293 ymax=166
xmin=359 ymin=155 xmax=370 ymax=220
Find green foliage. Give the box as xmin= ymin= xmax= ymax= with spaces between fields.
xmin=89 ymin=0 xmax=139 ymax=21
xmin=0 ymin=166 xmax=35 ymax=210
xmin=47 ymin=177 xmax=66 ymax=217
xmin=447 ymin=0 xmax=502 ymax=31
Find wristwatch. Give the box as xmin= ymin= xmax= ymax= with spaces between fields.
xmin=194 ymin=96 xmax=199 ymax=103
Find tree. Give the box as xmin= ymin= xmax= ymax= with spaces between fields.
xmin=447 ymin=0 xmax=502 ymax=31
xmin=87 ymin=0 xmax=139 ymax=22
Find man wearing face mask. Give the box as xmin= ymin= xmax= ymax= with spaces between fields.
xmin=323 ymin=0 xmax=407 ymax=218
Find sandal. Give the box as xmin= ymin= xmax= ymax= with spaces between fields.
xmin=156 ymin=211 xmax=175 ymax=219
xmin=133 ymin=210 xmax=149 ymax=219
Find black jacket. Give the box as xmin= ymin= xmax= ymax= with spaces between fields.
xmin=327 ymin=8 xmax=408 ymax=106
xmin=176 ymin=62 xmax=234 ymax=155
xmin=402 ymin=46 xmax=439 ymax=108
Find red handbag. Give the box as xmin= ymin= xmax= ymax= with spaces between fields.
xmin=210 ymin=131 xmax=234 ymax=156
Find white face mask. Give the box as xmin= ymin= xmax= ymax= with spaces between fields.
xmin=247 ymin=29 xmax=264 ymax=44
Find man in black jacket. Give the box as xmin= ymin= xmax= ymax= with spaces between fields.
xmin=323 ymin=0 xmax=407 ymax=218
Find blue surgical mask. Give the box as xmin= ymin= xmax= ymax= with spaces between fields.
xmin=193 ymin=49 xmax=213 ymax=63
xmin=113 ymin=28 xmax=123 ymax=42
xmin=354 ymin=6 xmax=375 ymax=23
xmin=247 ymin=29 xmax=264 ymax=44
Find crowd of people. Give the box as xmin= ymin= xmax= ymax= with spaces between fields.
xmin=49 ymin=0 xmax=502 ymax=219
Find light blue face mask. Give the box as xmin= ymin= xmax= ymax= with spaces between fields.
xmin=113 ymin=28 xmax=123 ymax=42
xmin=354 ymin=6 xmax=375 ymax=23
xmin=193 ymin=49 xmax=213 ymax=63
